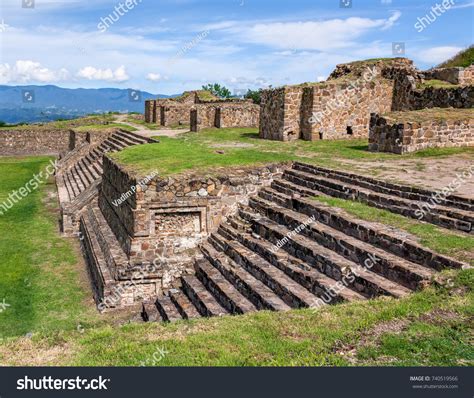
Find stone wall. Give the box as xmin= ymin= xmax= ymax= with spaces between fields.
xmin=0 ymin=128 xmax=72 ymax=156
xmin=259 ymin=87 xmax=286 ymax=141
xmin=259 ymin=58 xmax=474 ymax=142
xmin=99 ymin=156 xmax=289 ymax=271
xmin=423 ymin=65 xmax=474 ymax=86
xmin=409 ymin=86 xmax=474 ymax=110
xmin=191 ymin=103 xmax=260 ymax=131
xmin=369 ymin=110 xmax=474 ymax=154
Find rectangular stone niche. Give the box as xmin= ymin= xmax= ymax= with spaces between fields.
xmin=152 ymin=208 xmax=206 ymax=236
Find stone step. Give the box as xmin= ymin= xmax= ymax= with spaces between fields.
xmin=71 ymin=165 xmax=87 ymax=193
xmin=252 ymin=192 xmax=435 ymax=290
xmin=116 ymin=130 xmax=150 ymax=145
xmin=112 ymin=132 xmax=142 ymax=147
xmin=154 ymin=296 xmax=183 ymax=322
xmin=77 ymin=158 xmax=95 ymax=186
xmin=108 ymin=136 xmax=129 ymax=150
xmin=62 ymin=174 xmax=74 ymax=201
xmin=200 ymin=242 xmax=291 ymax=312
xmin=271 ymin=178 xmax=322 ymax=198
xmin=195 ymin=258 xmax=257 ymax=314
xmin=219 ymin=222 xmax=365 ymax=304
xmin=169 ymin=290 xmax=201 ymax=319
xmin=66 ymin=171 xmax=79 ymax=198
xmin=181 ymin=275 xmax=228 ymax=317
xmin=293 ymin=162 xmax=474 ymax=212
xmin=246 ymin=208 xmax=411 ymax=299
xmin=82 ymin=156 xmax=101 ymax=180
xmin=211 ymin=231 xmax=323 ymax=308
xmin=291 ymin=166 xmax=474 ymax=228
xmin=284 ymin=168 xmax=472 ymax=233
xmin=142 ymin=301 xmax=162 ymax=322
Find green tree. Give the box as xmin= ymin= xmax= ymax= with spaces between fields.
xmin=202 ymin=83 xmax=232 ymax=99
xmin=244 ymin=89 xmax=263 ymax=105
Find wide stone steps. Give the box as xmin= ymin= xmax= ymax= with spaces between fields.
xmin=284 ymin=168 xmax=473 ymax=233
xmin=142 ymin=162 xmax=467 ymax=324
xmin=218 ymin=222 xmax=365 ymax=304
xmin=253 ymin=190 xmax=435 ymax=290
xmin=246 ymin=208 xmax=411 ymax=299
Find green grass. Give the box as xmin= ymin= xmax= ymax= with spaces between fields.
xmin=416 ymin=79 xmax=460 ymax=89
xmin=0 ymin=157 xmax=98 ymax=339
xmin=111 ymin=127 xmax=474 ymax=177
xmin=313 ymin=195 xmax=474 ymax=265
xmin=0 ymin=270 xmax=472 ymax=366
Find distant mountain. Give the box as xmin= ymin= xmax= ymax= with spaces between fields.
xmin=0 ymin=85 xmax=171 ymax=124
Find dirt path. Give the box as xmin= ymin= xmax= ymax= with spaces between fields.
xmin=114 ymin=114 xmax=189 ymax=138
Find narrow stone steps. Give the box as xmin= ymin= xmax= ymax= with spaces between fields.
xmin=249 ymin=212 xmax=411 ymax=299
xmin=169 ymin=290 xmax=201 ymax=319
xmin=211 ymin=231 xmax=323 ymax=308
xmin=200 ymin=243 xmax=291 ymax=312
xmin=288 ymin=196 xmax=465 ymax=271
xmin=181 ymin=276 xmax=228 ymax=317
xmin=272 ymin=178 xmax=322 ymax=198
xmin=291 ymin=166 xmax=474 ymax=227
xmin=195 ymin=258 xmax=257 ymax=314
xmin=293 ymin=162 xmax=474 ymax=212
xmin=252 ymin=191 xmax=435 ymax=290
xmin=284 ymin=168 xmax=472 ymax=233
xmin=219 ymin=222 xmax=365 ymax=304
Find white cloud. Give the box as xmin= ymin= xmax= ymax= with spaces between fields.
xmin=219 ymin=12 xmax=402 ymax=51
xmin=417 ymin=46 xmax=463 ymax=64
xmin=77 ymin=65 xmax=129 ymax=82
xmin=146 ymin=72 xmax=163 ymax=82
xmin=0 ymin=60 xmax=69 ymax=84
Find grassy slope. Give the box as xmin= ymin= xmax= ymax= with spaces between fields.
xmin=0 ymin=156 xmax=472 ymax=366
xmin=111 ymin=128 xmax=474 ymax=177
xmin=0 ymin=157 xmax=98 ymax=339
xmin=437 ymin=46 xmax=474 ymax=68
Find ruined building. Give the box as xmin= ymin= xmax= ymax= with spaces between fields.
xmin=259 ymin=58 xmax=474 ymax=142
xmin=144 ymin=90 xmax=260 ymax=131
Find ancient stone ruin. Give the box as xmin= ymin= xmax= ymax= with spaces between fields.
xmin=1 ymin=56 xmax=472 ymax=324
xmin=259 ymin=58 xmax=474 ymax=147
xmin=144 ymin=90 xmax=260 ymax=131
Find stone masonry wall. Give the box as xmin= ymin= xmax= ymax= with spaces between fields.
xmin=259 ymin=87 xmax=286 ymax=140
xmin=99 ymin=156 xmax=289 ymax=270
xmin=0 ymin=128 xmax=72 ymax=156
xmin=369 ymin=112 xmax=474 ymax=154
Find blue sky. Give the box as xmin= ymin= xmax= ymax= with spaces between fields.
xmin=0 ymin=0 xmax=473 ymax=94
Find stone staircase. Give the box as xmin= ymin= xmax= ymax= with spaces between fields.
xmin=285 ymin=162 xmax=474 ymax=234
xmin=142 ymin=163 xmax=467 ymax=322
xmin=56 ymin=129 xmax=156 ymax=235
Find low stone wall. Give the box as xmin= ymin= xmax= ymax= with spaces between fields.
xmin=410 ymin=86 xmax=474 ymax=110
xmin=0 ymin=128 xmax=72 ymax=156
xmin=368 ymin=111 xmax=474 ymax=154
xmin=423 ymin=65 xmax=474 ymax=86
xmin=191 ymin=103 xmax=260 ymax=131
xmin=99 ymin=156 xmax=290 ymax=270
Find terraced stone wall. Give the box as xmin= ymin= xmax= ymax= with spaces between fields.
xmin=0 ymin=128 xmax=72 ymax=155
xmin=191 ymin=102 xmax=260 ymax=131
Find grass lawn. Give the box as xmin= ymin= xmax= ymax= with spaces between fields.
xmin=0 ymin=155 xmax=472 ymax=366
xmin=111 ymin=128 xmax=474 ymax=177
xmin=0 ymin=157 xmax=99 ymax=339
